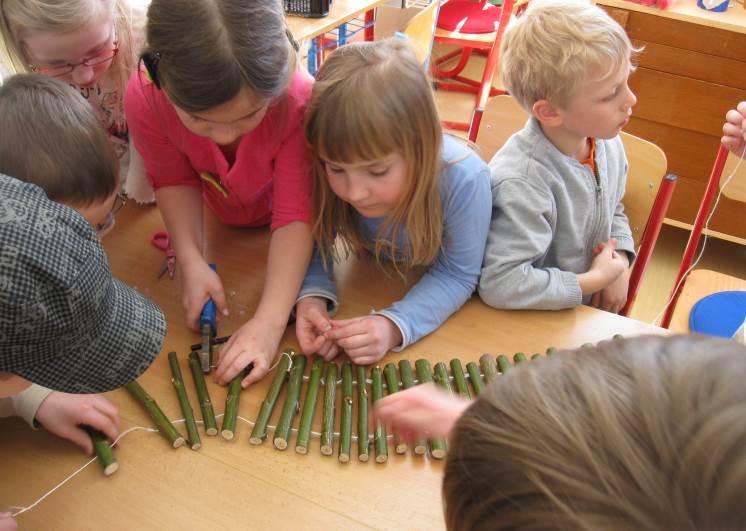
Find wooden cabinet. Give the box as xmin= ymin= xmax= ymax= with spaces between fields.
xmin=600 ymin=1 xmax=746 ymax=240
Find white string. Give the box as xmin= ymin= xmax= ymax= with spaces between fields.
xmin=10 ymin=426 xmax=158 ymax=518
xmin=209 ymin=350 xmax=293 ymax=374
xmin=7 ymin=404 xmax=401 ymax=519
xmin=651 ymin=144 xmax=746 ymax=326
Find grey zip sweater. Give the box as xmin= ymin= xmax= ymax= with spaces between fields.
xmin=479 ymin=117 xmax=635 ymax=310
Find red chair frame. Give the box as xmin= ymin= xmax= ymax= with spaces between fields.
xmin=659 ymin=145 xmax=730 ymax=328
xmin=432 ymin=0 xmax=517 ymax=142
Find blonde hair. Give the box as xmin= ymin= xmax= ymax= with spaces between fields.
xmin=443 ymin=335 xmax=746 ymax=530
xmin=142 ymin=0 xmax=297 ymax=113
xmin=0 ymin=74 xmax=118 ymax=205
xmin=500 ymin=0 xmax=638 ymax=111
xmin=305 ymin=38 xmax=443 ymax=270
xmin=0 ymin=0 xmax=138 ymax=125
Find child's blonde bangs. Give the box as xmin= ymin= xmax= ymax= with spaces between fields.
xmin=311 ymin=75 xmax=407 ymax=166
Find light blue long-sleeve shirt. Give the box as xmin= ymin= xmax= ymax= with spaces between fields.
xmin=298 ymin=135 xmax=492 ymax=350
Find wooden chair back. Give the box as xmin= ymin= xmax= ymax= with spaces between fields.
xmin=403 ymin=1 xmax=441 ymax=67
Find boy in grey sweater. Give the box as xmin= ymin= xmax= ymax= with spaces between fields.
xmin=479 ymin=0 xmax=637 ymax=313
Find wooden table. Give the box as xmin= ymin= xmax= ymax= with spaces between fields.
xmin=669 ymin=269 xmax=746 ymax=333
xmin=1 ymin=204 xmax=664 ymax=530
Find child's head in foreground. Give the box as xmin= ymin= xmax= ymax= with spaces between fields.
xmin=444 ymin=334 xmax=746 ymax=530
xmin=304 ymin=37 xmax=443 ymax=270
xmin=0 ymin=73 xmax=120 ymax=233
xmin=500 ymin=0 xmax=638 ymax=139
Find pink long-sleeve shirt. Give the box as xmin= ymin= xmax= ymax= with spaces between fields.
xmin=124 ymin=70 xmax=314 ymax=229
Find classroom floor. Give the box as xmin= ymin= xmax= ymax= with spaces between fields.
xmin=431 ymin=43 xmax=746 ymax=326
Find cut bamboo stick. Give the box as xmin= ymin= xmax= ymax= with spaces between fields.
xmin=339 ymin=361 xmax=353 ymax=463
xmin=415 ymin=359 xmax=447 ymax=459
xmin=531 ymin=353 xmax=542 ymax=360
xmin=434 ymin=362 xmax=453 ymax=395
xmin=356 ymin=365 xmax=370 ymax=462
xmin=450 ymin=359 xmax=471 ymax=400
xmin=513 ymin=352 xmax=528 ymax=364
xmin=480 ymin=353 xmax=498 ymax=383
xmin=546 ymin=346 xmax=557 ymax=356
xmin=85 ymin=426 xmax=118 ymax=476
xmin=296 ymin=357 xmax=324 ymax=454
xmin=398 ymin=360 xmax=427 ymax=455
xmin=383 ymin=363 xmax=407 ymax=454
xmin=371 ymin=366 xmax=388 ymax=463
xmin=188 ymin=350 xmax=218 ymax=436
xmin=249 ymin=349 xmax=292 ymax=445
xmin=320 ymin=362 xmax=337 ymax=456
xmin=497 ymin=354 xmax=511 ymax=374
xmin=274 ymin=354 xmax=307 ymax=450
xmin=124 ymin=380 xmax=185 ymax=448
xmin=465 ymin=361 xmax=484 ymax=396
xmin=168 ymin=351 xmax=201 ymax=449
xmin=221 ymin=372 xmax=243 ymax=441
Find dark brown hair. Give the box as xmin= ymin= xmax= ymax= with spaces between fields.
xmin=444 ymin=334 xmax=746 ymax=530
xmin=143 ymin=0 xmax=296 ymax=112
xmin=0 ymin=74 xmax=117 ymax=204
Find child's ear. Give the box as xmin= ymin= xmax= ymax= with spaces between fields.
xmin=532 ymin=99 xmax=563 ymax=128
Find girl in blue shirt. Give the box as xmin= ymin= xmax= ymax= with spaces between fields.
xmin=296 ymin=38 xmax=491 ymax=365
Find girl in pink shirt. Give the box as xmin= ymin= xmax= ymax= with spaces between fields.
xmin=125 ymin=0 xmax=314 ymax=388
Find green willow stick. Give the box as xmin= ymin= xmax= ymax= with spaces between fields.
xmin=383 ymin=363 xmax=407 ymax=454
xmin=274 ymin=355 xmax=307 ymax=450
xmin=513 ymin=352 xmax=528 ymax=364
xmin=415 ymin=359 xmax=447 ymax=460
xmin=296 ymin=357 xmax=324 ymax=454
xmin=249 ymin=350 xmax=292 ymax=445
xmin=188 ymin=351 xmax=218 ymax=436
xmin=434 ymin=362 xmax=454 ymax=395
xmin=399 ymin=360 xmax=427 ymax=455
xmin=124 ymin=380 xmax=185 ymax=449
xmin=85 ymin=427 xmax=118 ymax=476
xmin=221 ymin=372 xmax=244 ymax=441
xmin=356 ymin=365 xmax=370 ymax=462
xmin=546 ymin=346 xmax=557 ymax=356
xmin=450 ymin=359 xmax=471 ymax=400
xmin=465 ymin=361 xmax=484 ymax=396
xmin=320 ymin=362 xmax=337 ymax=456
xmin=497 ymin=355 xmax=512 ymax=374
xmin=168 ymin=351 xmax=201 ymax=450
xmin=371 ymin=366 xmax=388 ymax=463
xmin=531 ymin=353 xmax=542 ymax=361
xmin=339 ymin=362 xmax=353 ymax=463
xmin=480 ymin=353 xmax=498 ymax=383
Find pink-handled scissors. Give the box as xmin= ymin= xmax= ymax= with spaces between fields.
xmin=152 ymin=231 xmax=176 ymax=280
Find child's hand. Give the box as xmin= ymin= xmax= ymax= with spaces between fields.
xmin=34 ymin=392 xmax=120 ymax=455
xmin=179 ymin=258 xmax=229 ymax=331
xmin=324 ymin=315 xmax=402 ymax=365
xmin=590 ymin=239 xmax=626 ymax=284
xmin=722 ymin=102 xmax=746 ymax=156
xmin=590 ymin=254 xmax=630 ymax=314
xmin=295 ymin=297 xmax=338 ymax=360
xmin=213 ymin=317 xmax=286 ymax=387
xmin=0 ymin=513 xmax=17 ymax=531
xmin=374 ymin=384 xmax=469 ymax=442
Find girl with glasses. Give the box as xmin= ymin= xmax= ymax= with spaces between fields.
xmin=0 ymin=0 xmax=155 ymax=204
